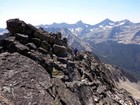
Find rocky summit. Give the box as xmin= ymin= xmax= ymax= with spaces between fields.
xmin=0 ymin=19 xmax=139 ymax=105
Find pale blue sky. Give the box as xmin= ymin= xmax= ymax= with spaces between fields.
xmin=0 ymin=0 xmax=140 ymax=28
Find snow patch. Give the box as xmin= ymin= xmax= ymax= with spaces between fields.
xmin=90 ymin=29 xmax=94 ymax=31
xmin=119 ymin=22 xmax=125 ymax=25
xmin=45 ymin=26 xmax=48 ymax=28
xmin=75 ymin=27 xmax=83 ymax=31
xmin=109 ymin=23 xmax=114 ymax=25
xmin=105 ymin=26 xmax=112 ymax=28
xmin=99 ymin=25 xmax=103 ymax=28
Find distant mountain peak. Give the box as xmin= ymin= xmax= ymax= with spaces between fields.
xmin=117 ymin=19 xmax=131 ymax=23
xmin=116 ymin=19 xmax=133 ymax=26
xmin=76 ymin=20 xmax=84 ymax=25
xmin=101 ymin=18 xmax=114 ymax=24
xmin=104 ymin=18 xmax=112 ymax=21
xmin=123 ymin=19 xmax=131 ymax=22
xmin=52 ymin=22 xmax=57 ymax=25
xmin=94 ymin=18 xmax=115 ymax=27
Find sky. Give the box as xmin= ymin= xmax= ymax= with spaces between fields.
xmin=0 ymin=0 xmax=140 ymax=28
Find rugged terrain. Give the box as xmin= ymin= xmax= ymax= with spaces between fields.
xmin=39 ymin=19 xmax=140 ymax=78
xmin=0 ymin=19 xmax=140 ymax=105
xmin=42 ymin=27 xmax=92 ymax=51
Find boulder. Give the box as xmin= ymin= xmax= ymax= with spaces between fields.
xmin=41 ymin=41 xmax=51 ymax=52
xmin=56 ymin=32 xmax=62 ymax=39
xmin=53 ymin=44 xmax=67 ymax=57
xmin=57 ymin=57 xmax=67 ymax=64
xmin=45 ymin=34 xmax=55 ymax=44
xmin=15 ymin=33 xmax=28 ymax=44
xmin=0 ymin=36 xmax=15 ymax=51
xmin=34 ymin=30 xmax=56 ymax=46
xmin=54 ymin=38 xmax=63 ymax=45
xmin=6 ymin=18 xmax=37 ymax=36
xmin=1 ymin=39 xmax=29 ymax=54
xmin=38 ymin=47 xmax=48 ymax=54
xmin=26 ymin=43 xmax=37 ymax=50
xmin=62 ymin=37 xmax=68 ymax=46
xmin=6 ymin=18 xmax=26 ymax=34
xmin=52 ymin=78 xmax=82 ymax=105
xmin=13 ymin=42 xmax=29 ymax=54
xmin=27 ymin=51 xmax=45 ymax=64
xmin=31 ymin=38 xmax=41 ymax=47
xmin=26 ymin=24 xmax=37 ymax=36
xmin=34 ymin=29 xmax=46 ymax=40
xmin=0 ymin=36 xmax=29 ymax=53
xmin=27 ymin=51 xmax=37 ymax=60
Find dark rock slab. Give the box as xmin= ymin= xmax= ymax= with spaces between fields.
xmin=15 ymin=33 xmax=28 ymax=44
xmin=31 ymin=38 xmax=41 ymax=47
xmin=0 ymin=52 xmax=53 ymax=105
xmin=57 ymin=57 xmax=67 ymax=64
xmin=6 ymin=18 xmax=37 ymax=36
xmin=14 ymin=42 xmax=29 ymax=54
xmin=26 ymin=43 xmax=37 ymax=50
xmin=41 ymin=41 xmax=51 ymax=52
xmin=52 ymin=78 xmax=82 ymax=105
xmin=38 ymin=47 xmax=48 ymax=54
xmin=53 ymin=44 xmax=67 ymax=57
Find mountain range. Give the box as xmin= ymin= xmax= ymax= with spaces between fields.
xmin=38 ymin=18 xmax=140 ymax=44
xmin=37 ymin=19 xmax=140 ymax=79
xmin=0 ymin=28 xmax=8 ymax=35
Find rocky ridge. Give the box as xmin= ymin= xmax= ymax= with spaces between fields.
xmin=39 ymin=19 xmax=140 ymax=79
xmin=0 ymin=19 xmax=139 ymax=105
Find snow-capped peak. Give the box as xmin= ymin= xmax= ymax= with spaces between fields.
xmin=115 ymin=19 xmax=133 ymax=26
xmin=93 ymin=18 xmax=115 ymax=28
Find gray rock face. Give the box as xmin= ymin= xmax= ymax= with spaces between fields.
xmin=0 ymin=19 xmax=139 ymax=105
xmin=0 ymin=52 xmax=53 ymax=105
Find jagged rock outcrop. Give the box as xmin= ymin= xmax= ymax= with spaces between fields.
xmin=0 ymin=19 xmax=139 ymax=105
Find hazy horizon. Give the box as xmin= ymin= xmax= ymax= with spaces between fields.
xmin=0 ymin=0 xmax=140 ymax=28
